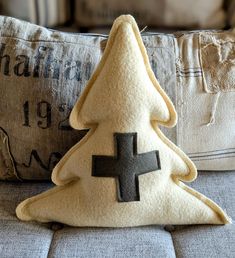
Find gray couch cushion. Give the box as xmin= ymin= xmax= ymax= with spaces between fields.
xmin=0 ymin=220 xmax=53 ymax=258
xmin=171 ymin=224 xmax=235 ymax=258
xmin=187 ymin=171 xmax=235 ymax=216
xmin=48 ymin=226 xmax=176 ymax=258
xmin=0 ymin=181 xmax=52 ymax=221
xmin=0 ymin=171 xmax=234 ymax=258
xmin=170 ymin=171 xmax=235 ymax=258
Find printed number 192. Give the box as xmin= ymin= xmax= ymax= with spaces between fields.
xmin=22 ymin=101 xmax=72 ymax=130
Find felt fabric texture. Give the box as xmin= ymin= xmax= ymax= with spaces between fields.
xmin=16 ymin=15 xmax=231 ymax=227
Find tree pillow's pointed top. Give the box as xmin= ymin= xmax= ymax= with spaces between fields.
xmin=70 ymin=15 xmax=177 ymax=129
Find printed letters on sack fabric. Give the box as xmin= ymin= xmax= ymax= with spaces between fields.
xmin=0 ymin=43 xmax=93 ymax=81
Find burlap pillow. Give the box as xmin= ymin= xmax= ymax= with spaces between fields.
xmin=0 ymin=16 xmax=234 ymax=181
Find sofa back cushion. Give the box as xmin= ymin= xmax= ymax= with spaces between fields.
xmin=75 ymin=0 xmax=226 ymax=29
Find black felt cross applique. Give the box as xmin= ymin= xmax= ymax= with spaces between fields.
xmin=92 ymin=133 xmax=161 ymax=202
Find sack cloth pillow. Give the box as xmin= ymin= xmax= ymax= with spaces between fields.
xmin=0 ymin=16 xmax=234 ymax=182
xmin=16 ymin=15 xmax=231 ymax=227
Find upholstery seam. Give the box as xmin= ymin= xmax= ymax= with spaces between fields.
xmin=46 ymin=227 xmax=57 ymax=258
xmin=169 ymin=230 xmax=178 ymax=258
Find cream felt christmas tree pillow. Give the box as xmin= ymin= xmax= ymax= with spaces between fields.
xmin=16 ymin=15 xmax=231 ymax=227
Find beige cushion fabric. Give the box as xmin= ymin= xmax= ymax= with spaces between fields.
xmin=16 ymin=15 xmax=230 ymax=227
